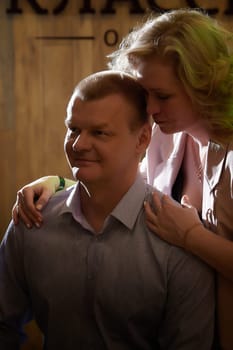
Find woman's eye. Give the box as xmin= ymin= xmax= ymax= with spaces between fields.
xmin=147 ymin=90 xmax=171 ymax=101
xmin=157 ymin=94 xmax=170 ymax=100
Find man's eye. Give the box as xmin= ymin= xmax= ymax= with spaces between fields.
xmin=93 ymin=130 xmax=108 ymax=136
xmin=68 ymin=128 xmax=79 ymax=136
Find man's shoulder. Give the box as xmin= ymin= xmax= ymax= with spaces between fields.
xmin=139 ymin=187 xmax=214 ymax=276
xmin=38 ymin=185 xmax=75 ymax=223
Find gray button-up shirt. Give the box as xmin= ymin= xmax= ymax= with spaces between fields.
xmin=0 ymin=175 xmax=215 ymax=349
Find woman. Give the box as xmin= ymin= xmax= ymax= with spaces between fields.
xmin=12 ymin=9 xmax=233 ymax=349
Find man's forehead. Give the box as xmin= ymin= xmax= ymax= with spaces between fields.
xmin=66 ymin=94 xmax=120 ymax=116
xmin=68 ymin=92 xmax=134 ymax=109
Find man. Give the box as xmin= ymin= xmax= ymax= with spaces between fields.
xmin=0 ymin=71 xmax=214 ymax=349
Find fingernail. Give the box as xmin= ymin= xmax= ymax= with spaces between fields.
xmin=35 ymin=222 xmax=41 ymax=228
xmin=36 ymin=204 xmax=42 ymax=210
xmin=26 ymin=223 xmax=32 ymax=229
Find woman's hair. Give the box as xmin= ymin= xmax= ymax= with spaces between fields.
xmin=109 ymin=8 xmax=233 ymax=142
xmin=70 ymin=70 xmax=149 ymax=130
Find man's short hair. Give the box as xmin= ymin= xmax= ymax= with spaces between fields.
xmin=72 ymin=70 xmax=149 ymax=130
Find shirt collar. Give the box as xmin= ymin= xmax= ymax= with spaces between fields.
xmin=110 ymin=174 xmax=148 ymax=229
xmin=205 ymin=140 xmax=228 ymax=189
xmin=59 ymin=174 xmax=148 ymax=231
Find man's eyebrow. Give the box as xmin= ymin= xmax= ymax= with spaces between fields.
xmin=64 ymin=120 xmax=110 ymax=129
xmin=91 ymin=122 xmax=109 ymax=129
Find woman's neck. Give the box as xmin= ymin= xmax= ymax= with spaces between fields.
xmin=186 ymin=125 xmax=209 ymax=148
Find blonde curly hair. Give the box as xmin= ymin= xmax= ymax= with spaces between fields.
xmin=109 ymin=8 xmax=233 ymax=143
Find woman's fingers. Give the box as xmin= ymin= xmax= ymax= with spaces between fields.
xmin=144 ymin=199 xmax=156 ymax=218
xmin=181 ymin=194 xmax=192 ymax=208
xmin=152 ymin=191 xmax=163 ymax=212
xmin=12 ymin=190 xmax=43 ymax=228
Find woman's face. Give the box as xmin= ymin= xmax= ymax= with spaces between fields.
xmin=135 ymin=55 xmax=202 ymax=135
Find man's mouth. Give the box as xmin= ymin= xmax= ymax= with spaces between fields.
xmin=73 ymin=158 xmax=97 ymax=166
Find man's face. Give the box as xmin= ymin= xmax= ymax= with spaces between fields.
xmin=135 ymin=55 xmax=201 ymax=135
xmin=64 ymin=93 xmax=150 ymax=190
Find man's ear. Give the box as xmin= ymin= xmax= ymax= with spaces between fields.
xmin=136 ymin=122 xmax=152 ymax=154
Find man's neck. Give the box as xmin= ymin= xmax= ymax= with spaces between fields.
xmin=79 ymin=177 xmax=136 ymax=233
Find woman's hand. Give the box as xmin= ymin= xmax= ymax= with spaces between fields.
xmin=12 ymin=176 xmax=60 ymax=228
xmin=144 ymin=192 xmax=202 ymax=249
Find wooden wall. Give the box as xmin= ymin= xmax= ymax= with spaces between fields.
xmin=0 ymin=0 xmax=233 ymax=348
xmin=0 ymin=1 xmax=141 ymax=237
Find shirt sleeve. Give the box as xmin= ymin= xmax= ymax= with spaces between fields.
xmin=158 ymin=247 xmax=215 ymax=350
xmin=0 ymin=222 xmax=32 ymax=349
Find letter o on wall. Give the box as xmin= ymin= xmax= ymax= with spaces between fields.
xmin=104 ymin=29 xmax=118 ymax=46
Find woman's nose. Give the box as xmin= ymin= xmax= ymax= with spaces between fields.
xmin=146 ymin=95 xmax=160 ymax=117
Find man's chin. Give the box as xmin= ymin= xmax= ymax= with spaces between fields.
xmin=72 ymin=167 xmax=94 ymax=183
xmin=72 ymin=167 xmax=80 ymax=180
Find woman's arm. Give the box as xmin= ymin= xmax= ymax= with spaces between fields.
xmin=12 ymin=176 xmax=76 ymax=228
xmin=144 ymin=191 xmax=233 ymax=281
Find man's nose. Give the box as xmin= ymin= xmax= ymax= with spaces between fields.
xmin=72 ymin=132 xmax=91 ymax=151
